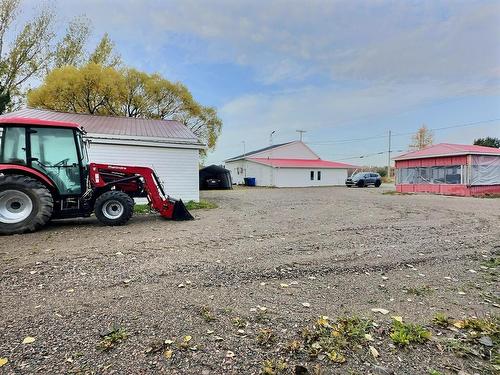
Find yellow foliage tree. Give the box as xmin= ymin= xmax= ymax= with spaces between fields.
xmin=27 ymin=64 xmax=222 ymax=151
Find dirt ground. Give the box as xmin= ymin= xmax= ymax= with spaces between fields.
xmin=0 ymin=186 xmax=499 ymax=374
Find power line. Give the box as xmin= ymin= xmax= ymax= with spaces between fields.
xmin=337 ymin=149 xmax=407 ymax=161
xmin=307 ymin=117 xmax=500 ymax=145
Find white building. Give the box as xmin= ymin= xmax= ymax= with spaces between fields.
xmin=225 ymin=141 xmax=354 ymax=187
xmin=1 ymin=108 xmax=204 ymax=202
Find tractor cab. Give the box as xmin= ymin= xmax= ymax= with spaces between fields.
xmin=0 ymin=119 xmax=88 ymax=196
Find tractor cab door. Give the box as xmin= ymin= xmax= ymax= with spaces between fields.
xmin=29 ymin=127 xmax=83 ymax=195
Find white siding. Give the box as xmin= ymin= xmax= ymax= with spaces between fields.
xmin=251 ymin=141 xmax=319 ymax=159
xmin=225 ymin=160 xmax=273 ymax=186
xmin=88 ymin=143 xmax=199 ymax=202
xmin=275 ymin=168 xmax=347 ymax=187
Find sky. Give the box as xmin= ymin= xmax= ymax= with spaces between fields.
xmin=21 ymin=0 xmax=500 ymax=166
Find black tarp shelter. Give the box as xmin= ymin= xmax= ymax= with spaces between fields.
xmin=199 ymin=165 xmax=233 ymax=190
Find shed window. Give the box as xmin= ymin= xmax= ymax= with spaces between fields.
xmin=397 ymin=166 xmax=463 ymax=184
xmin=317 ymin=171 xmax=321 ymax=180
xmin=310 ymin=171 xmax=314 ymax=180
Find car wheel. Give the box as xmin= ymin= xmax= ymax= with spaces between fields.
xmin=357 ymin=180 xmax=365 ymax=188
xmin=375 ymin=180 xmax=381 ymax=187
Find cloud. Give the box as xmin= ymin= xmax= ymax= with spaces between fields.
xmin=48 ymin=0 xmax=500 ymax=86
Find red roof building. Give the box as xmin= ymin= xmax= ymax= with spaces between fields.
xmin=225 ymin=141 xmax=357 ymax=187
xmin=393 ymin=143 xmax=500 ymax=196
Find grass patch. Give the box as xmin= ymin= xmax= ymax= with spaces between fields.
xmin=185 ymin=200 xmax=218 ymax=210
xmin=405 ymin=285 xmax=434 ymax=296
xmin=134 ymin=199 xmax=219 ymax=214
xmin=301 ymin=316 xmax=373 ymax=363
xmin=199 ymin=306 xmax=216 ymax=322
xmin=134 ymin=204 xmax=151 ymax=214
xmin=261 ymin=359 xmax=288 ymax=375
xmin=390 ymin=319 xmax=431 ymax=346
xmin=443 ymin=316 xmax=499 ymax=373
xmin=482 ymin=257 xmax=500 ymax=269
xmin=256 ymin=328 xmax=276 ymax=347
xmin=432 ymin=312 xmax=451 ymax=327
xmin=97 ymin=327 xmax=128 ymax=351
xmin=134 ymin=199 xmax=217 ymax=214
xmin=232 ymin=317 xmax=248 ymax=329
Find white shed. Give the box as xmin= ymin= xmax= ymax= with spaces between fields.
xmin=1 ymin=108 xmax=204 ymax=201
xmin=225 ymin=141 xmax=355 ymax=187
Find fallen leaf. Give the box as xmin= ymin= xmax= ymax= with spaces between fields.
xmin=280 ymin=283 xmax=289 ymax=288
xmin=164 ymin=339 xmax=174 ymax=345
xmin=177 ymin=283 xmax=185 ymax=288
xmin=226 ymin=350 xmax=235 ymax=358
xmin=371 ymin=308 xmax=389 ymax=315
xmin=183 ymin=335 xmax=192 ymax=342
xmin=206 ymin=330 xmax=214 ymax=334
xmin=453 ymin=320 xmax=465 ymax=329
xmin=369 ymin=345 xmax=379 ymax=358
xmin=301 ymin=302 xmax=311 ymax=308
xmin=0 ymin=358 xmax=7 ymax=367
xmin=364 ymin=334 xmax=374 ymax=341
xmin=22 ymin=336 xmax=35 ymax=344
xmin=214 ymin=336 xmax=224 ymax=341
xmin=391 ymin=316 xmax=403 ymax=323
xmin=164 ymin=350 xmax=173 ymax=359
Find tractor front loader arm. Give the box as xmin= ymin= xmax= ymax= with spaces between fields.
xmin=89 ymin=163 xmax=194 ymax=221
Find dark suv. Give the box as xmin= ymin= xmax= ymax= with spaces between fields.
xmin=345 ymin=172 xmax=382 ymax=188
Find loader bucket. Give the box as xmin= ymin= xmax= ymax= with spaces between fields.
xmin=171 ymin=199 xmax=194 ymax=221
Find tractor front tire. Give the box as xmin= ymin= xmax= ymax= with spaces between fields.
xmin=94 ymin=191 xmax=134 ymax=226
xmin=0 ymin=174 xmax=54 ymax=235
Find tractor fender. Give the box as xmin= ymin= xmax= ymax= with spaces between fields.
xmin=0 ymin=165 xmax=57 ymax=192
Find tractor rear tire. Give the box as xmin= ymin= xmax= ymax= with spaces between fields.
xmin=94 ymin=191 xmax=134 ymax=226
xmin=0 ymin=174 xmax=54 ymax=235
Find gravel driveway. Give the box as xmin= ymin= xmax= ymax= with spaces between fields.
xmin=0 ymin=186 xmax=498 ymax=374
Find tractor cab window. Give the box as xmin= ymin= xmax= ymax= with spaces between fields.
xmin=0 ymin=126 xmax=27 ymax=165
xmin=29 ymin=127 xmax=82 ymax=195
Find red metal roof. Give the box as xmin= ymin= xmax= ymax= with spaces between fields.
xmin=0 ymin=117 xmax=81 ymax=129
xmin=248 ymin=158 xmax=356 ymax=168
xmin=0 ymin=108 xmax=199 ymax=141
xmin=394 ymin=143 xmax=500 ymax=160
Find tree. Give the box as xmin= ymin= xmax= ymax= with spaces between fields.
xmin=474 ymin=137 xmax=500 ymax=148
xmin=54 ymin=16 xmax=91 ymax=68
xmin=0 ymin=83 xmax=10 ymax=114
xmin=0 ymin=0 xmax=55 ymax=110
xmin=27 ymin=64 xmax=222 ymax=151
xmin=89 ymin=33 xmax=121 ymax=67
xmin=409 ymin=125 xmax=433 ymax=150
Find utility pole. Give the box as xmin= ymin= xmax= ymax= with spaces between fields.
xmin=269 ymin=130 xmax=276 ymax=146
xmin=296 ymin=129 xmax=306 ymax=141
xmin=387 ymin=130 xmax=392 ymax=179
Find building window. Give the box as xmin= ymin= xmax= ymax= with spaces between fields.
xmin=317 ymin=171 xmax=321 ymax=180
xmin=397 ymin=166 xmax=463 ymax=185
xmin=310 ymin=171 xmax=314 ymax=180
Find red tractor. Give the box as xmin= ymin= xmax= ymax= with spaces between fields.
xmin=0 ymin=117 xmax=193 ymax=235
